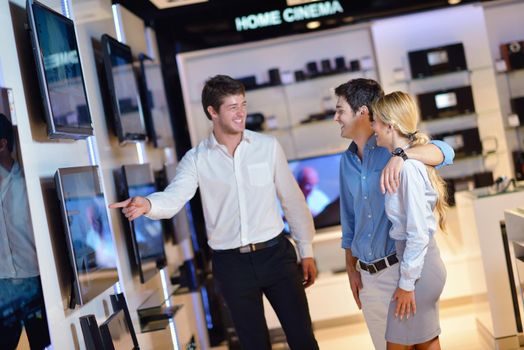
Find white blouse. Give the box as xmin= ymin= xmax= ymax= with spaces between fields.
xmin=385 ymin=159 xmax=438 ymax=291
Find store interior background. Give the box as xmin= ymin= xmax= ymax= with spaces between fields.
xmin=2 ymin=0 xmax=524 ymax=349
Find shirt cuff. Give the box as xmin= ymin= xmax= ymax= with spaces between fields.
xmin=144 ymin=195 xmax=159 ymax=220
xmin=297 ymin=243 xmax=314 ymax=259
xmin=341 ymin=235 xmax=353 ymax=249
xmin=399 ymin=277 xmax=416 ymax=292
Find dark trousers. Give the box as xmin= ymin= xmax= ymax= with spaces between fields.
xmin=0 ymin=277 xmax=51 ymax=350
xmin=212 ymin=237 xmax=318 ymax=350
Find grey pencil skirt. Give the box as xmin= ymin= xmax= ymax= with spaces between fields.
xmin=386 ymin=237 xmax=447 ymax=345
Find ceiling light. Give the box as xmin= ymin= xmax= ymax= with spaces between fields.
xmin=306 ymin=21 xmax=321 ymax=30
xmin=448 ymin=0 xmax=461 ymax=4
xmin=148 ymin=0 xmax=208 ymax=9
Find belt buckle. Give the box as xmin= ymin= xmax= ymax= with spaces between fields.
xmin=239 ymin=245 xmax=251 ymax=254
xmin=367 ymin=263 xmax=377 ymax=274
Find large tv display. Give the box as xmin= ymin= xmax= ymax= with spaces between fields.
xmin=55 ymin=166 xmax=118 ymax=306
xmin=285 ymin=152 xmax=342 ymax=231
xmin=27 ymin=0 xmax=93 ymax=139
xmin=117 ymin=164 xmax=166 ymax=283
xmin=137 ymin=54 xmax=174 ymax=148
xmin=100 ymin=34 xmax=147 ymax=144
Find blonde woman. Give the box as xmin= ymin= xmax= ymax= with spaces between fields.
xmin=371 ymin=91 xmax=448 ymax=350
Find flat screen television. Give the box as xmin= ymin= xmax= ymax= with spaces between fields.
xmin=99 ymin=309 xmax=138 ymax=350
xmin=100 ymin=34 xmax=147 ymax=144
xmin=55 ymin=166 xmax=118 ymax=306
xmin=117 ymin=164 xmax=166 ymax=283
xmin=284 ymin=152 xmax=342 ymax=231
xmin=137 ymin=54 xmax=174 ymax=148
xmin=27 ymin=0 xmax=93 ymax=139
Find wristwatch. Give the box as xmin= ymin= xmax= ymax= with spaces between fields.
xmin=391 ymin=147 xmax=408 ymax=161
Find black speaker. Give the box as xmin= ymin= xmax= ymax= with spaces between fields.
xmin=349 ymin=59 xmax=360 ymax=71
xmin=513 ymin=150 xmax=524 ymax=181
xmin=501 ymin=40 xmax=524 ymax=71
xmin=334 ymin=56 xmax=346 ymax=71
xmin=306 ymin=61 xmax=319 ymax=77
xmin=268 ymin=68 xmax=281 ymax=86
xmin=109 ymin=293 xmax=140 ymax=348
xmin=511 ymin=96 xmax=524 ymax=124
xmin=236 ymin=76 xmax=257 ymax=90
xmin=408 ymin=43 xmax=468 ymax=79
xmin=434 ymin=127 xmax=482 ymax=158
xmin=320 ymin=59 xmax=333 ymax=74
xmin=245 ymin=112 xmax=265 ymax=131
xmin=79 ymin=315 xmax=104 ymax=350
xmin=474 ymin=171 xmax=494 ymax=188
xmin=294 ymin=70 xmax=306 ymax=82
xmin=417 ymin=86 xmax=475 ymax=120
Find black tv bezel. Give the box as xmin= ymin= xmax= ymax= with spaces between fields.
xmin=99 ymin=309 xmax=138 ymax=350
xmin=121 ymin=163 xmax=166 ymax=283
xmin=286 ymin=151 xmax=343 ymax=231
xmin=27 ymin=0 xmax=94 ymax=140
xmin=137 ymin=53 xmax=174 ymax=149
xmin=54 ymin=165 xmax=119 ymax=307
xmin=100 ymin=34 xmax=147 ymax=144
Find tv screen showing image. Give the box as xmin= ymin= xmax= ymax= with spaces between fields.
xmin=284 ymin=152 xmax=342 ymax=231
xmin=101 ymin=34 xmax=146 ymax=144
xmin=120 ymin=164 xmax=166 ymax=283
xmin=99 ymin=309 xmax=137 ymax=350
xmin=27 ymin=0 xmax=93 ymax=139
xmin=137 ymin=54 xmax=174 ymax=148
xmin=55 ymin=166 xmax=118 ymax=306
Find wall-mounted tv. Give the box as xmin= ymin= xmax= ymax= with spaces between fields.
xmin=137 ymin=54 xmax=174 ymax=148
xmin=27 ymin=0 xmax=93 ymax=139
xmin=284 ymin=152 xmax=342 ymax=231
xmin=116 ymin=164 xmax=166 ymax=283
xmin=100 ymin=34 xmax=147 ymax=144
xmin=99 ymin=309 xmax=138 ymax=350
xmin=55 ymin=166 xmax=118 ymax=306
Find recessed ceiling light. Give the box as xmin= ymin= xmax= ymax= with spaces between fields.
xmin=306 ymin=21 xmax=321 ymax=30
xmin=448 ymin=0 xmax=461 ymax=5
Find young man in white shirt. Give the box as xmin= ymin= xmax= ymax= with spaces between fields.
xmin=110 ymin=75 xmax=319 ymax=350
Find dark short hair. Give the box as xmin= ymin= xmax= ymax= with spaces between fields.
xmin=334 ymin=78 xmax=384 ymax=118
xmin=0 ymin=113 xmax=14 ymax=152
xmin=201 ymin=75 xmax=245 ymax=120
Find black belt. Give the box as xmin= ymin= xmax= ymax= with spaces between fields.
xmin=358 ymin=254 xmax=398 ymax=274
xmin=215 ymin=233 xmax=284 ymax=254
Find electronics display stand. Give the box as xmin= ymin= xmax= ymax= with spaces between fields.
xmin=393 ymin=66 xmax=496 ymax=205
xmin=136 ymin=285 xmax=182 ymax=333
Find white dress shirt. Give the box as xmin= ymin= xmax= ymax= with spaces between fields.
xmin=385 ymin=160 xmax=437 ymax=291
xmin=0 ymin=161 xmax=40 ymax=278
xmin=146 ymin=130 xmax=315 ymax=258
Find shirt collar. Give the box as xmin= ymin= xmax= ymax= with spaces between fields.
xmin=207 ymin=130 xmax=253 ymax=149
xmin=348 ymin=135 xmax=377 ymax=155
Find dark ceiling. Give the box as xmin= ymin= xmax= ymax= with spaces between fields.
xmin=115 ymin=0 xmax=494 ymax=51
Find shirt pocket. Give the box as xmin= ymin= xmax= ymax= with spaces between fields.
xmin=247 ymin=162 xmax=272 ymax=187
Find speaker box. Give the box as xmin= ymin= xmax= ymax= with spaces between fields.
xmin=306 ymin=61 xmax=319 ymax=77
xmin=511 ymin=96 xmax=524 ymax=124
xmin=236 ymin=76 xmax=257 ymax=90
xmin=334 ymin=56 xmax=346 ymax=71
xmin=408 ymin=43 xmax=468 ymax=79
xmin=474 ymin=171 xmax=494 ymax=188
xmin=513 ymin=150 xmax=524 ymax=181
xmin=434 ymin=127 xmax=482 ymax=158
xmin=268 ymin=68 xmax=281 ymax=86
xmin=294 ymin=70 xmax=306 ymax=82
xmin=349 ymin=59 xmax=360 ymax=71
xmin=501 ymin=40 xmax=524 ymax=71
xmin=417 ymin=86 xmax=475 ymax=120
xmin=245 ymin=112 xmax=265 ymax=131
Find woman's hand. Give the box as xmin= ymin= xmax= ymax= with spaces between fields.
xmin=392 ymin=287 xmax=416 ymax=320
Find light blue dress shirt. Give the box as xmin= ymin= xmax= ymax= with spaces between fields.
xmin=385 ymin=160 xmax=437 ymax=291
xmin=340 ymin=135 xmax=453 ymax=263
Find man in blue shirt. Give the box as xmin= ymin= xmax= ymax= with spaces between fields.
xmin=333 ymin=79 xmax=454 ymax=350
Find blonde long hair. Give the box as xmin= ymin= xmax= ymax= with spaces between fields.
xmin=372 ymin=91 xmax=448 ymax=232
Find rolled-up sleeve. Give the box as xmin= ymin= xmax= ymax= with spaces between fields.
xmin=146 ymin=150 xmax=199 ymax=220
xmin=274 ymin=140 xmax=315 ymax=258
xmin=430 ymin=140 xmax=455 ymax=170
xmin=340 ymin=158 xmax=355 ymax=250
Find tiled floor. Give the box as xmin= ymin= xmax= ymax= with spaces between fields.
xmin=213 ymin=299 xmax=516 ymax=350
